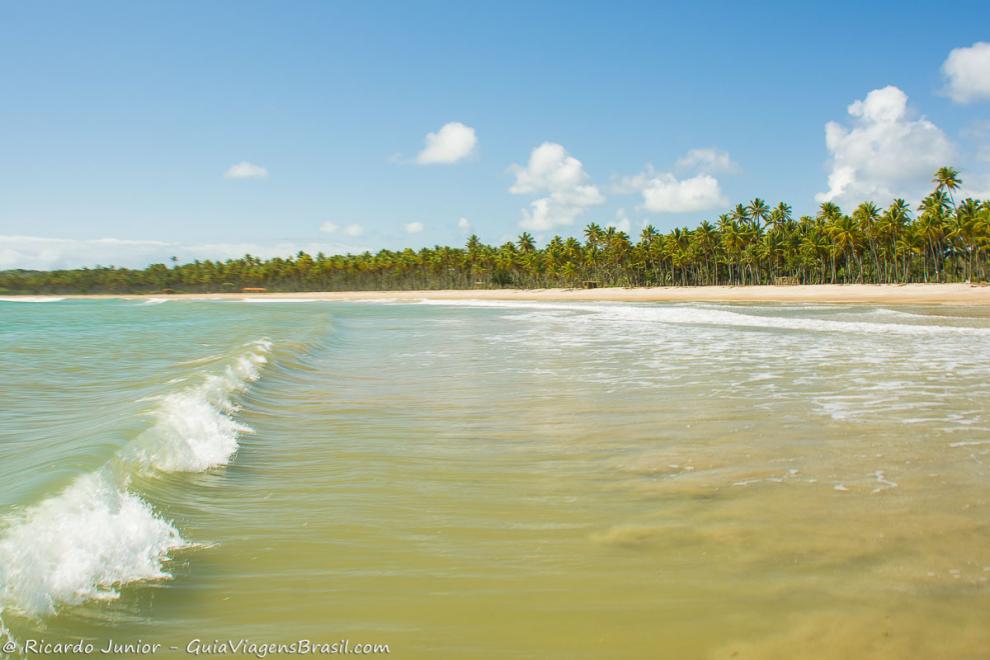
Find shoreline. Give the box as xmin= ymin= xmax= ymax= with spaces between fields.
xmin=16 ymin=283 xmax=990 ymax=305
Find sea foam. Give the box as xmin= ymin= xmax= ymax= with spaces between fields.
xmin=418 ymin=299 xmax=990 ymax=336
xmin=0 ymin=296 xmax=65 ymax=303
xmin=127 ymin=339 xmax=271 ymax=472
xmin=0 ymin=472 xmax=186 ymax=617
xmin=0 ymin=338 xmax=272 ymax=621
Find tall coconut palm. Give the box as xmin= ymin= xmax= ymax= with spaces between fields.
xmin=818 ymin=201 xmax=842 ymax=222
xmin=933 ymin=166 xmax=962 ymax=204
xmin=917 ymin=193 xmax=950 ymax=281
xmin=748 ymin=198 xmax=770 ymax=228
xmin=14 ymin=161 xmax=990 ymax=293
xmin=767 ymin=202 xmax=792 ymax=231
xmin=827 ymin=214 xmax=863 ymax=282
xmin=853 ymin=202 xmax=881 ymax=279
xmin=517 ymin=232 xmax=536 ymax=253
xmin=731 ymin=203 xmax=752 ymax=225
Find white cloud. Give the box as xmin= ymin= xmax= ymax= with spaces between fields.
xmin=343 ymin=224 xmax=364 ymax=237
xmin=942 ymin=42 xmax=990 ymax=104
xmin=615 ymin=163 xmax=726 ymax=214
xmin=224 ymin=162 xmax=268 ymax=179
xmin=509 ymin=142 xmax=605 ymax=231
xmin=457 ymin=217 xmax=471 ymax=232
xmin=675 ymin=148 xmax=739 ymax=174
xmin=416 ymin=121 xmax=477 ymax=164
xmin=612 ymin=147 xmax=733 ymax=214
xmin=611 ymin=164 xmax=657 ymax=194
xmin=641 ymin=173 xmax=726 ymax=213
xmin=815 ymin=86 xmax=955 ymax=205
xmin=319 ymin=222 xmax=339 ymax=234
xmin=404 ymin=222 xmax=424 ymax=234
xmin=607 ymin=209 xmax=632 ymax=233
xmin=0 ymin=235 xmax=365 ymax=270
xmin=518 ymin=198 xmax=584 ymax=231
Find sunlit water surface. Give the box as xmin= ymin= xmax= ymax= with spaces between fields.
xmin=1 ymin=298 xmax=989 ymax=659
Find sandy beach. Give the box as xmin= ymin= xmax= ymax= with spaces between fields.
xmin=48 ymin=283 xmax=990 ymax=305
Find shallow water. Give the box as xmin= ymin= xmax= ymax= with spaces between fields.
xmin=1 ymin=298 xmax=989 ymax=658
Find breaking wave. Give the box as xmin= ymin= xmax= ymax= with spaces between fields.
xmin=125 ymin=339 xmax=271 ymax=472
xmin=417 ymin=300 xmax=990 ymax=336
xmin=0 ymin=339 xmax=271 ymax=623
xmin=0 ymin=472 xmax=186 ymax=617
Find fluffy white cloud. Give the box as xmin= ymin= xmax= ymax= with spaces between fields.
xmin=319 ymin=222 xmax=339 ymax=233
xmin=509 ymin=142 xmax=603 ymax=203
xmin=942 ymin=42 xmax=990 ymax=104
xmin=404 ymin=222 xmax=424 ymax=234
xmin=612 ymin=147 xmax=734 ymax=214
xmin=224 ymin=162 xmax=268 ymax=179
xmin=0 ymin=235 xmax=365 ymax=270
xmin=416 ymin=122 xmax=477 ymax=164
xmin=457 ymin=217 xmax=471 ymax=232
xmin=509 ymin=142 xmax=605 ymax=231
xmin=614 ymin=163 xmax=726 ymax=213
xmin=343 ymin=224 xmax=364 ymax=237
xmin=607 ymin=209 xmax=632 ymax=233
xmin=815 ymin=86 xmax=954 ymax=205
xmin=518 ymin=198 xmax=584 ymax=231
xmin=675 ymin=148 xmax=739 ymax=174
xmin=641 ymin=173 xmax=726 ymax=213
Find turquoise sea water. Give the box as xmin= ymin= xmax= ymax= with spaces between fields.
xmin=1 ymin=298 xmax=990 ymax=658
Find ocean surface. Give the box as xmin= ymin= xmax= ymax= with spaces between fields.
xmin=1 ymin=297 xmax=989 ymax=659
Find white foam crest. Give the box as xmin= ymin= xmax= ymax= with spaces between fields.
xmin=417 ymin=299 xmax=586 ymax=311
xmin=419 ymin=299 xmax=990 ymax=336
xmin=0 ymin=296 xmax=65 ymax=303
xmin=0 ymin=472 xmax=187 ymax=618
xmin=868 ymin=308 xmax=971 ymax=321
xmin=240 ymin=297 xmax=317 ymax=303
xmin=604 ymin=305 xmax=990 ymax=336
xmin=141 ymin=297 xmax=168 ymax=305
xmin=126 ymin=339 xmax=271 ymax=473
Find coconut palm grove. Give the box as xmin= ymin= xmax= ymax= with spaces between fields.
xmin=3 ymin=168 xmax=988 ymax=294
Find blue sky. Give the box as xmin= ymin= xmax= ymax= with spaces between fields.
xmin=1 ymin=0 xmax=989 ymax=268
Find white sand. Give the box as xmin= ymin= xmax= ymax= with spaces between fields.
xmin=56 ymin=283 xmax=990 ymax=306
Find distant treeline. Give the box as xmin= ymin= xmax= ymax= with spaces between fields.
xmin=3 ymin=168 xmax=989 ymax=294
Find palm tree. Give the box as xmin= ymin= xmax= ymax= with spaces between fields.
xmin=853 ymin=202 xmax=881 ymax=279
xmin=826 ymin=214 xmax=862 ymax=282
xmin=517 ymin=232 xmax=536 ymax=253
xmin=767 ymin=202 xmax=792 ymax=231
xmin=917 ymin=193 xmax=950 ymax=281
xmin=748 ymin=198 xmax=770 ymax=228
xmin=583 ymin=223 xmax=604 ymax=248
xmin=731 ymin=203 xmax=751 ymax=225
xmin=13 ymin=163 xmax=990 ymax=293
xmin=933 ymin=166 xmax=962 ymax=204
xmin=818 ymin=201 xmax=842 ymax=222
